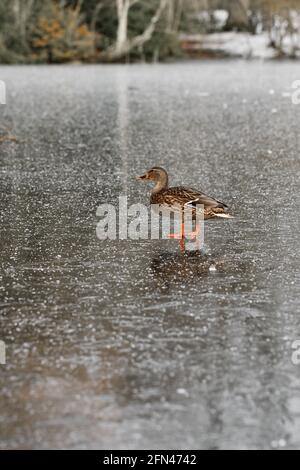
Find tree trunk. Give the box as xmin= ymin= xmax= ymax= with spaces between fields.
xmin=13 ymin=0 xmax=34 ymax=44
xmin=116 ymin=0 xmax=130 ymax=55
xmin=91 ymin=2 xmax=103 ymax=33
xmin=166 ymin=0 xmax=183 ymax=34
xmin=173 ymin=0 xmax=183 ymax=33
xmin=225 ymin=0 xmax=250 ymax=31
xmin=106 ymin=0 xmax=168 ymax=61
xmin=166 ymin=0 xmax=174 ymax=33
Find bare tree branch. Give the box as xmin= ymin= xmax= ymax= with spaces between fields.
xmin=107 ymin=0 xmax=168 ymax=59
xmin=91 ymin=1 xmax=103 ymax=32
xmin=129 ymin=0 xmax=168 ymax=49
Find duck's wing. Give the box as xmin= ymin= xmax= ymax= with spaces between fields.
xmin=163 ymin=186 xmax=228 ymax=210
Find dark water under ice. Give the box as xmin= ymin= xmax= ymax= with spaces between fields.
xmin=0 ymin=62 xmax=300 ymax=449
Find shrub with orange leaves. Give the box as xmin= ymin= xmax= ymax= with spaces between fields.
xmin=31 ymin=1 xmax=98 ymax=62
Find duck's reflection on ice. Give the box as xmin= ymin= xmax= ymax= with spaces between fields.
xmin=149 ymin=248 xmax=256 ymax=292
xmin=150 ymin=249 xmax=223 ymax=284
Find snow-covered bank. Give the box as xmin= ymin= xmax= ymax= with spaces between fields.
xmin=180 ymin=32 xmax=300 ymax=60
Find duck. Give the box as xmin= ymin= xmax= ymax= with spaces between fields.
xmin=137 ymin=166 xmax=233 ymax=244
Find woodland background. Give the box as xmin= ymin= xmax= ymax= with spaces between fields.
xmin=0 ymin=0 xmax=300 ymax=63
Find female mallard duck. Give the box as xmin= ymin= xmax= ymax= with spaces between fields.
xmin=137 ymin=166 xmax=233 ymax=241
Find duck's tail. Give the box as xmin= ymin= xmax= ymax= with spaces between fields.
xmin=214 ymin=212 xmax=234 ymax=219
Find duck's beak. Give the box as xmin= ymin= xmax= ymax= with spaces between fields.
xmin=136 ymin=173 xmax=147 ymax=181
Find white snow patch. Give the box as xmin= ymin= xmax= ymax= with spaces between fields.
xmin=180 ymin=31 xmax=300 ymax=59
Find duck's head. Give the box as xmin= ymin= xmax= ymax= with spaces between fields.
xmin=137 ymin=167 xmax=168 ymax=193
xmin=137 ymin=166 xmax=168 ymax=185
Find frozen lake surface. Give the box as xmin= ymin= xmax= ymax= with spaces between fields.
xmin=0 ymin=62 xmax=300 ymax=449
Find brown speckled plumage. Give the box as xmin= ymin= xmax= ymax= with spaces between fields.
xmin=137 ymin=167 xmax=233 ymax=220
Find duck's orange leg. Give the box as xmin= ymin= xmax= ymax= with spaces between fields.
xmin=179 ymin=237 xmax=185 ymax=252
xmin=168 ymin=222 xmax=186 ymax=251
xmin=168 ymin=223 xmax=185 ymax=240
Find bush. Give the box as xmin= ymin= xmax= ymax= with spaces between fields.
xmin=31 ymin=2 xmax=98 ymax=63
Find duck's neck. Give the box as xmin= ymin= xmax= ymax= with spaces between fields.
xmin=151 ymin=174 xmax=168 ymax=194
